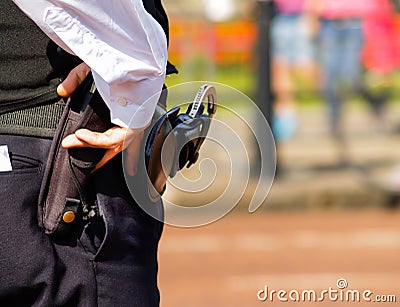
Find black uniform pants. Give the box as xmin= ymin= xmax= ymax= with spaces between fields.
xmin=0 ymin=134 xmax=164 ymax=306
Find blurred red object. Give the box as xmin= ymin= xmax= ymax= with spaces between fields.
xmin=362 ymin=0 xmax=400 ymax=73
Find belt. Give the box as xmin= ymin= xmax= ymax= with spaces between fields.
xmin=0 ymin=98 xmax=66 ymax=138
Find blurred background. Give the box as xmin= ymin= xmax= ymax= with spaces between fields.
xmin=158 ymin=0 xmax=400 ymax=306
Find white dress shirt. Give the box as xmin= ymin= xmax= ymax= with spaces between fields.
xmin=13 ymin=0 xmax=168 ymax=129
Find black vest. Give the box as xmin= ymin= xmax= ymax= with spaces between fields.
xmin=0 ymin=0 xmax=170 ymax=113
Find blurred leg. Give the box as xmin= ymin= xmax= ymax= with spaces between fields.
xmin=318 ymin=20 xmax=343 ymax=137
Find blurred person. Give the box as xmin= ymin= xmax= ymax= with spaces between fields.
xmin=0 ymin=0 xmax=171 ymax=306
xmin=373 ymin=0 xmax=400 ymax=205
xmin=307 ymin=0 xmax=376 ymax=139
xmin=270 ymin=0 xmax=317 ymax=141
xmin=360 ymin=0 xmax=400 ymax=133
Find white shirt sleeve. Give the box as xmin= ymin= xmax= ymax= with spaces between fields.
xmin=12 ymin=0 xmax=168 ymax=129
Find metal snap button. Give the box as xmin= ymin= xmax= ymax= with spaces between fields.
xmin=63 ymin=211 xmax=76 ymax=223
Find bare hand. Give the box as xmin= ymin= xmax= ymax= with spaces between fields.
xmin=58 ymin=62 xmax=144 ymax=175
xmin=62 ymin=127 xmax=144 ymax=176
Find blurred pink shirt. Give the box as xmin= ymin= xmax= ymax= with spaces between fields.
xmin=320 ymin=0 xmax=377 ymax=19
xmin=275 ymin=0 xmax=305 ymax=14
xmin=362 ymin=0 xmax=400 ymax=73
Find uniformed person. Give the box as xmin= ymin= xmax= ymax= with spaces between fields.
xmin=0 ymin=0 xmax=171 ymax=305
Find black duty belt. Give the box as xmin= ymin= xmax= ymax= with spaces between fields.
xmin=0 ymin=98 xmax=65 ymax=138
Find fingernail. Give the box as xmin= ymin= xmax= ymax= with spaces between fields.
xmin=61 ymin=135 xmax=73 ymax=148
xmin=57 ymin=84 xmax=66 ymax=97
xmin=127 ymin=165 xmax=137 ymax=177
xmin=61 ymin=138 xmax=68 ymax=148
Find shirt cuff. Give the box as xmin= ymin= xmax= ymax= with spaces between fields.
xmin=92 ymin=71 xmax=164 ymax=129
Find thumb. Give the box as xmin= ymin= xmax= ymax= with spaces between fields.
xmin=125 ymin=131 xmax=144 ymax=176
